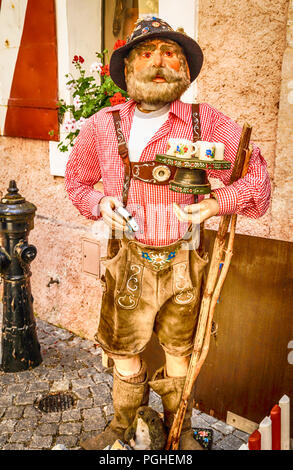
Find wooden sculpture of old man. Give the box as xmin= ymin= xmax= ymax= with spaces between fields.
xmin=65 ymin=17 xmax=270 ymax=450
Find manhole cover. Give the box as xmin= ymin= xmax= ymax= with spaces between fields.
xmin=37 ymin=392 xmax=75 ymax=413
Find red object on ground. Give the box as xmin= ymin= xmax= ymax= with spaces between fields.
xmin=248 ymin=429 xmax=261 ymax=450
xmin=270 ymin=404 xmax=281 ymax=450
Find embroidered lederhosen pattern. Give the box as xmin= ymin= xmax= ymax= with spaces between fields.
xmin=116 ymin=263 xmax=144 ymax=310
xmin=172 ymin=262 xmax=195 ymax=305
xmin=135 ymin=245 xmax=180 ymax=271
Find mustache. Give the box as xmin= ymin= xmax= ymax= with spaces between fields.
xmin=133 ymin=66 xmax=184 ymax=83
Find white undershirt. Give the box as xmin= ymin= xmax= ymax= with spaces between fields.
xmin=128 ymin=104 xmax=171 ymax=162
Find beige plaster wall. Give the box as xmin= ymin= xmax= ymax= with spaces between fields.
xmin=271 ymin=0 xmax=293 ymax=241
xmin=198 ymin=0 xmax=290 ymax=240
xmin=0 ymin=136 xmax=107 ymax=340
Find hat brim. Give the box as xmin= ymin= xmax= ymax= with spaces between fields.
xmin=110 ymin=30 xmax=203 ymax=92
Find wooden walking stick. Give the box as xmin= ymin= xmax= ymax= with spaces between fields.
xmin=166 ymin=123 xmax=253 ymax=450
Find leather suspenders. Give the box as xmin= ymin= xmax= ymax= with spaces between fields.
xmin=112 ymin=111 xmax=131 ymax=207
xmin=112 ymin=103 xmax=201 ymax=207
xmin=191 ymin=102 xmax=201 ymax=142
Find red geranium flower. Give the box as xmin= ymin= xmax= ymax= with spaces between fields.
xmin=110 ymin=92 xmax=126 ymax=106
xmin=72 ymin=55 xmax=84 ymax=64
xmin=101 ymin=65 xmax=110 ymax=76
xmin=114 ymin=39 xmax=127 ymax=50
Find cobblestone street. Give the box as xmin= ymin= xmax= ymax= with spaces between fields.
xmin=0 ymin=318 xmax=249 ymax=450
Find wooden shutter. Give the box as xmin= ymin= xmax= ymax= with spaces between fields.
xmin=3 ymin=0 xmax=59 ymax=141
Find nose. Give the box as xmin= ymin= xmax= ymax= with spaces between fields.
xmin=153 ymin=50 xmax=163 ymax=67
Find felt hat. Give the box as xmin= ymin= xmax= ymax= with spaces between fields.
xmin=110 ymin=16 xmax=204 ymax=91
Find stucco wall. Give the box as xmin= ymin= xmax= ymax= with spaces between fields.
xmin=0 ymin=136 xmax=105 ymax=340
xmin=197 ymin=0 xmax=290 ymax=239
xmin=271 ymin=0 xmax=293 ymax=241
xmin=0 ymin=0 xmax=291 ymax=340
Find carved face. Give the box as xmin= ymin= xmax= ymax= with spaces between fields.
xmin=124 ymin=39 xmax=191 ymax=105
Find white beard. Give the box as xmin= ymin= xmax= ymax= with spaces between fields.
xmin=125 ymin=67 xmax=190 ymax=107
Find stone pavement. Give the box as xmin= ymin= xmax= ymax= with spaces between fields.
xmin=0 ymin=318 xmax=249 ymax=450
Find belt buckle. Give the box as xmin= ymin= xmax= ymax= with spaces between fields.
xmin=152 ymin=165 xmax=172 ymax=183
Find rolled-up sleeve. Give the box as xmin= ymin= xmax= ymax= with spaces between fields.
xmin=64 ymin=116 xmax=105 ymax=220
xmin=210 ymin=110 xmax=271 ymax=218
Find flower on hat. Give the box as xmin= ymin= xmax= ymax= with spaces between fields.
xmin=135 ymin=16 xmax=146 ymax=24
xmin=114 ymin=39 xmax=127 ymax=50
xmin=143 ymin=15 xmax=158 ymax=21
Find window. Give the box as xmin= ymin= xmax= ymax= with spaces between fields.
xmin=103 ymin=0 xmax=159 ymax=53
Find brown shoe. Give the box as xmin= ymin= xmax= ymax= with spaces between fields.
xmin=149 ymin=366 xmax=204 ymax=451
xmin=80 ymin=368 xmax=149 ymax=450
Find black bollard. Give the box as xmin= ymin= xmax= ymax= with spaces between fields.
xmin=0 ymin=181 xmax=42 ymax=372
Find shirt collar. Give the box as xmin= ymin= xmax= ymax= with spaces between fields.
xmin=169 ymin=100 xmax=191 ymax=124
xmin=105 ymin=99 xmax=136 ymax=118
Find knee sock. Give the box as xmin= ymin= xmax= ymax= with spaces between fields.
xmin=164 ymin=364 xmax=186 ymax=379
xmin=115 ymin=360 xmax=147 ymax=384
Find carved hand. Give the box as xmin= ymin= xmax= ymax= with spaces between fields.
xmin=173 ymin=197 xmax=220 ymax=225
xmin=99 ymin=196 xmax=129 ymax=232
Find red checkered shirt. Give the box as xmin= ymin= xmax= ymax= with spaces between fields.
xmin=65 ymin=99 xmax=271 ymax=246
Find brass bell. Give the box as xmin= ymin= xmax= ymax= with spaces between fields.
xmin=170 ymin=168 xmax=211 ymax=195
xmin=155 ymin=154 xmax=231 ymax=196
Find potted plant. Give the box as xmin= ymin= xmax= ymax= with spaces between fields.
xmin=49 ymin=41 xmax=128 ymax=175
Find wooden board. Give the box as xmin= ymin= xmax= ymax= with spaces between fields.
xmin=195 ymin=230 xmax=293 ymax=436
xmin=226 ymin=411 xmax=258 ymax=434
